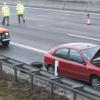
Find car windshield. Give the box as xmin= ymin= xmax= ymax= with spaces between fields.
xmin=82 ymin=46 xmax=100 ymax=61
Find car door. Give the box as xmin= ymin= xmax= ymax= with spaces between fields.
xmin=65 ymin=49 xmax=88 ymax=80
xmin=52 ymin=48 xmax=70 ymax=76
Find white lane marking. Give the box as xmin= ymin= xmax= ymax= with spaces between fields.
xmin=11 ymin=5 xmax=100 ymax=16
xmin=68 ymin=34 xmax=100 ymax=41
xmin=11 ymin=42 xmax=47 ymax=54
xmin=28 ymin=7 xmax=100 ymax=15
xmin=25 ymin=6 xmax=100 ymax=15
xmin=10 ymin=33 xmax=99 ymax=55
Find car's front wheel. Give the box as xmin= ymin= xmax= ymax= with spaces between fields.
xmin=47 ymin=65 xmax=55 ymax=74
xmin=2 ymin=41 xmax=9 ymax=47
xmin=91 ymin=76 xmax=100 ymax=90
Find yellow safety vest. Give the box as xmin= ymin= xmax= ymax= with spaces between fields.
xmin=16 ymin=3 xmax=24 ymax=15
xmin=2 ymin=5 xmax=10 ymax=16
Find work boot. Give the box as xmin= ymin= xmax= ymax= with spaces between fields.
xmin=7 ymin=24 xmax=9 ymax=26
xmin=23 ymin=19 xmax=25 ymax=23
xmin=2 ymin=22 xmax=5 ymax=25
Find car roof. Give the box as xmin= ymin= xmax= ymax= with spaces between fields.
xmin=59 ymin=43 xmax=98 ymax=51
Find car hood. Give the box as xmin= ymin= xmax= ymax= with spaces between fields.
xmin=91 ymin=49 xmax=100 ymax=62
xmin=0 ymin=27 xmax=8 ymax=33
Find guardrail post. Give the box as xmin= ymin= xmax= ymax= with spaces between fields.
xmin=51 ymin=82 xmax=54 ymax=100
xmin=14 ymin=67 xmax=17 ymax=82
xmin=73 ymin=92 xmax=76 ymax=100
xmin=30 ymin=74 xmax=33 ymax=92
xmin=0 ymin=62 xmax=2 ymax=72
xmin=63 ymin=0 xmax=66 ymax=10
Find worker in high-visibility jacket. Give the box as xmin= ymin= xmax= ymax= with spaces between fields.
xmin=16 ymin=1 xmax=25 ymax=23
xmin=2 ymin=3 xmax=10 ymax=26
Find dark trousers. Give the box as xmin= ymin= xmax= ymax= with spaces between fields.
xmin=2 ymin=16 xmax=9 ymax=26
xmin=18 ymin=14 xmax=25 ymax=23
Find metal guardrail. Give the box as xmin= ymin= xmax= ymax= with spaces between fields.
xmin=0 ymin=55 xmax=100 ymax=100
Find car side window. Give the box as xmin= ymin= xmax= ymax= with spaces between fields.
xmin=69 ymin=49 xmax=84 ymax=64
xmin=53 ymin=48 xmax=69 ymax=59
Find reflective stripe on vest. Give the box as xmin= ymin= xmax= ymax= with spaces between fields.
xmin=16 ymin=4 xmax=24 ymax=14
xmin=2 ymin=6 xmax=10 ymax=16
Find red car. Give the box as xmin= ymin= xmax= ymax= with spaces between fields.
xmin=44 ymin=43 xmax=100 ymax=90
xmin=0 ymin=27 xmax=10 ymax=47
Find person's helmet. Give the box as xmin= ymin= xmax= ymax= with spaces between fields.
xmin=3 ymin=2 xmax=7 ymax=5
xmin=17 ymin=1 xmax=21 ymax=3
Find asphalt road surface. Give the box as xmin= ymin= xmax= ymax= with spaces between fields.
xmin=0 ymin=6 xmax=100 ymax=64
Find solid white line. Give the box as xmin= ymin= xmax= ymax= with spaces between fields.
xmin=11 ymin=34 xmax=99 ymax=55
xmin=68 ymin=34 xmax=100 ymax=41
xmin=26 ymin=6 xmax=100 ymax=16
xmin=11 ymin=42 xmax=47 ymax=54
xmin=11 ymin=5 xmax=100 ymax=16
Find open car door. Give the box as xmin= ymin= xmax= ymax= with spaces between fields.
xmin=91 ymin=49 xmax=100 ymax=66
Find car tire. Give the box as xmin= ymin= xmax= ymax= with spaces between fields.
xmin=91 ymin=76 xmax=100 ymax=90
xmin=31 ymin=62 xmax=43 ymax=69
xmin=2 ymin=41 xmax=9 ymax=47
xmin=47 ymin=65 xmax=55 ymax=74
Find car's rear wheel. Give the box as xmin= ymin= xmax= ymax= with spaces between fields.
xmin=91 ymin=76 xmax=100 ymax=90
xmin=2 ymin=41 xmax=9 ymax=47
xmin=47 ymin=65 xmax=55 ymax=74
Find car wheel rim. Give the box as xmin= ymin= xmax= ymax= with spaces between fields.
xmin=48 ymin=67 xmax=54 ymax=74
xmin=92 ymin=78 xmax=100 ymax=90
